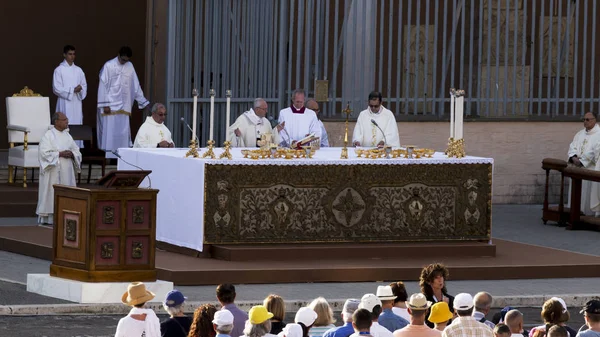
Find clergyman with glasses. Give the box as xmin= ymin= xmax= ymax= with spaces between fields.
xmin=352 ymin=91 xmax=400 ymax=148
xmin=134 ymin=103 xmax=175 ymax=148
xmin=227 ymin=98 xmax=279 ymax=147
xmin=568 ymin=111 xmax=600 ymax=215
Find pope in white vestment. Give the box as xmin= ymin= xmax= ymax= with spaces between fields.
xmin=568 ymin=113 xmax=600 ymax=215
xmin=36 ymin=113 xmax=82 ymax=225
xmin=227 ymin=100 xmax=278 ymax=147
xmin=353 ymin=94 xmax=400 ymax=147
xmin=97 ymin=48 xmax=149 ymax=158
xmin=134 ymin=103 xmax=174 ymax=148
xmin=53 ymin=47 xmax=87 ymax=147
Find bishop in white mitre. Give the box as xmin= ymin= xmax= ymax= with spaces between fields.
xmin=353 ymin=91 xmax=400 ymax=148
xmin=277 ymin=89 xmax=321 ymax=147
xmin=569 ymin=112 xmax=600 ymax=215
xmin=97 ymin=47 xmax=149 ymax=158
xmin=227 ymin=98 xmax=278 ymax=147
xmin=36 ymin=112 xmax=82 ymax=225
xmin=53 ymin=45 xmax=87 ymax=148
xmin=134 ymin=103 xmax=174 ymax=148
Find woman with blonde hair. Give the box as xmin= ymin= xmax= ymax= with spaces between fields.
xmin=307 ymin=297 xmax=336 ymax=337
xmin=529 ymin=298 xmax=577 ymax=337
xmin=264 ymin=294 xmax=287 ymax=334
xmin=188 ymin=304 xmax=218 ymax=337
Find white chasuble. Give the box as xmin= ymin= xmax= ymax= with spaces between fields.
xmin=567 ymin=124 xmax=600 ymax=215
xmin=97 ymin=57 xmax=149 ymax=157
xmin=352 ymin=106 xmax=400 ymax=147
xmin=277 ymin=107 xmax=322 ymax=147
xmin=36 ymin=128 xmax=82 ymax=224
xmin=134 ymin=117 xmax=174 ymax=148
xmin=226 ymin=109 xmax=278 ymax=147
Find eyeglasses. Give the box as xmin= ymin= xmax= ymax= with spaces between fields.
xmin=582 ymin=118 xmax=596 ymax=122
xmin=157 ymin=113 xmax=167 ymax=117
xmin=369 ymin=105 xmax=381 ymax=109
xmin=256 ymin=106 xmax=268 ymax=111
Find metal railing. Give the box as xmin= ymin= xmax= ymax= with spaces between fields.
xmin=166 ymin=0 xmax=600 ymax=145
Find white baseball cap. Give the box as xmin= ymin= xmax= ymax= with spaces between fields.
xmin=213 ymin=309 xmax=234 ymax=325
xmin=453 ymin=293 xmax=474 ymax=311
xmin=295 ymin=307 xmax=318 ymax=326
xmin=359 ymin=293 xmax=382 ymax=312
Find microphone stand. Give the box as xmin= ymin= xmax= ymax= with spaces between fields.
xmin=181 ymin=117 xmax=200 ymax=158
xmin=371 ymin=119 xmax=392 ymax=159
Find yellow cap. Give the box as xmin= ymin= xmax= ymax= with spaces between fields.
xmin=428 ymin=302 xmax=453 ymax=323
xmin=249 ymin=305 xmax=274 ymax=324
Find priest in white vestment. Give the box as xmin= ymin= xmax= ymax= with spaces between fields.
xmin=352 ymin=91 xmax=400 ymax=148
xmin=568 ymin=111 xmax=600 ymax=215
xmin=277 ymin=89 xmax=322 ymax=147
xmin=227 ymin=98 xmax=279 ymax=147
xmin=53 ymin=45 xmax=87 ymax=148
xmin=133 ymin=103 xmax=174 ymax=148
xmin=306 ymin=99 xmax=329 ymax=147
xmin=36 ymin=112 xmax=82 ymax=225
xmin=97 ymin=46 xmax=150 ymax=158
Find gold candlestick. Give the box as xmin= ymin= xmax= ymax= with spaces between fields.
xmin=340 ymin=103 xmax=352 ymax=159
xmin=185 ymin=139 xmax=200 ymax=158
xmin=202 ymin=139 xmax=216 ymax=159
xmin=219 ymin=141 xmax=233 ymax=160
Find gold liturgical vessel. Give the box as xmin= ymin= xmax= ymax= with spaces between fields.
xmin=340 ymin=103 xmax=352 ymax=159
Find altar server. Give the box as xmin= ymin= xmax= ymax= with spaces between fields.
xmin=352 ymin=91 xmax=400 ymax=148
xmin=570 ymin=111 xmax=600 ymax=215
xmin=36 ymin=112 xmax=82 ymax=225
xmin=97 ymin=46 xmax=150 ymax=158
xmin=306 ymin=99 xmax=329 ymax=147
xmin=53 ymin=45 xmax=87 ymax=147
xmin=277 ymin=89 xmax=321 ymax=147
xmin=134 ymin=103 xmax=174 ymax=148
xmin=227 ymin=98 xmax=278 ymax=147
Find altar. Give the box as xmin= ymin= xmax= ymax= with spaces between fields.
xmin=117 ymin=147 xmax=493 ymax=252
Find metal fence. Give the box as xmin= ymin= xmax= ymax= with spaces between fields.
xmin=166 ymin=0 xmax=600 ymax=145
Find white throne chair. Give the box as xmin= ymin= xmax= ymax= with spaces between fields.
xmin=6 ymin=87 xmax=51 ymax=187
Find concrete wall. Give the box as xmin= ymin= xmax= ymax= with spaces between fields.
xmin=323 ymin=121 xmax=581 ymax=204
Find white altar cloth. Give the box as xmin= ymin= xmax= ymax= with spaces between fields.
xmin=117 ymin=147 xmax=494 ymax=252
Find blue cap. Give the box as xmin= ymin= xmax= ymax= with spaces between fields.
xmin=164 ymin=290 xmax=187 ymax=307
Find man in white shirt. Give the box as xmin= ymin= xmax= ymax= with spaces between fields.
xmin=568 ymin=111 xmax=600 ymax=215
xmin=358 ymin=294 xmax=393 ymax=337
xmin=53 ymin=45 xmax=87 ymax=148
xmin=504 ymin=310 xmax=527 ymax=337
xmin=277 ymin=89 xmax=321 ymax=148
xmin=227 ymin=98 xmax=278 ymax=147
xmin=306 ymin=99 xmax=329 ymax=147
xmin=97 ymin=46 xmax=150 ymax=158
xmin=36 ymin=112 xmax=82 ymax=225
xmin=134 ymin=103 xmax=174 ymax=148
xmin=353 ymin=91 xmax=400 ymax=148
xmin=473 ymin=292 xmax=495 ymax=329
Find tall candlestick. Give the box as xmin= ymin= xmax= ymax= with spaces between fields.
xmin=209 ymin=88 xmax=215 ymax=141
xmin=456 ymin=95 xmax=464 ymax=140
xmin=192 ymin=89 xmax=198 ymax=141
xmin=225 ymin=90 xmax=231 ymax=136
xmin=449 ymin=89 xmax=455 ymax=139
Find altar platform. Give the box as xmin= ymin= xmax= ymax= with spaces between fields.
xmin=117 ymin=147 xmax=493 ymax=252
xmin=1 ymin=225 xmax=600 ymax=285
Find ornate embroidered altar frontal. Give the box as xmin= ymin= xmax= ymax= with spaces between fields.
xmin=204 ymin=162 xmax=492 ymax=244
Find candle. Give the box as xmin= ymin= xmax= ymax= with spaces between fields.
xmin=456 ymin=95 xmax=464 ymax=139
xmin=226 ymin=90 xmax=232 ymax=136
xmin=209 ymin=88 xmax=215 ymax=141
xmin=450 ymin=91 xmax=455 ymax=139
xmin=192 ymin=89 xmax=198 ymax=141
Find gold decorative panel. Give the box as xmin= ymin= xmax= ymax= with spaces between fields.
xmin=101 ymin=242 xmax=114 ymax=259
xmin=132 ymin=242 xmax=143 ymax=259
xmin=103 ymin=206 xmax=115 ymax=224
xmin=204 ymin=163 xmax=492 ymax=244
xmin=132 ymin=206 xmax=144 ymax=224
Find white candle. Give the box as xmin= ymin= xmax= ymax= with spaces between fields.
xmin=192 ymin=89 xmax=198 ymax=141
xmin=456 ymin=95 xmax=464 ymax=139
xmin=450 ymin=92 xmax=455 ymax=139
xmin=226 ymin=90 xmax=231 ymax=136
xmin=209 ymin=89 xmax=215 ymax=141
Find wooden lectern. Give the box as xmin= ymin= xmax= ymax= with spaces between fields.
xmin=50 ymin=170 xmax=159 ymax=282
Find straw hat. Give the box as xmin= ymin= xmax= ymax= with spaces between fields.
xmin=122 ymin=282 xmax=155 ymax=306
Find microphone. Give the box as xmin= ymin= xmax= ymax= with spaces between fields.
xmin=180 ymin=117 xmax=199 ymax=142
xmin=370 ymin=119 xmax=388 ymax=147
xmin=111 ymin=150 xmax=152 ymax=189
